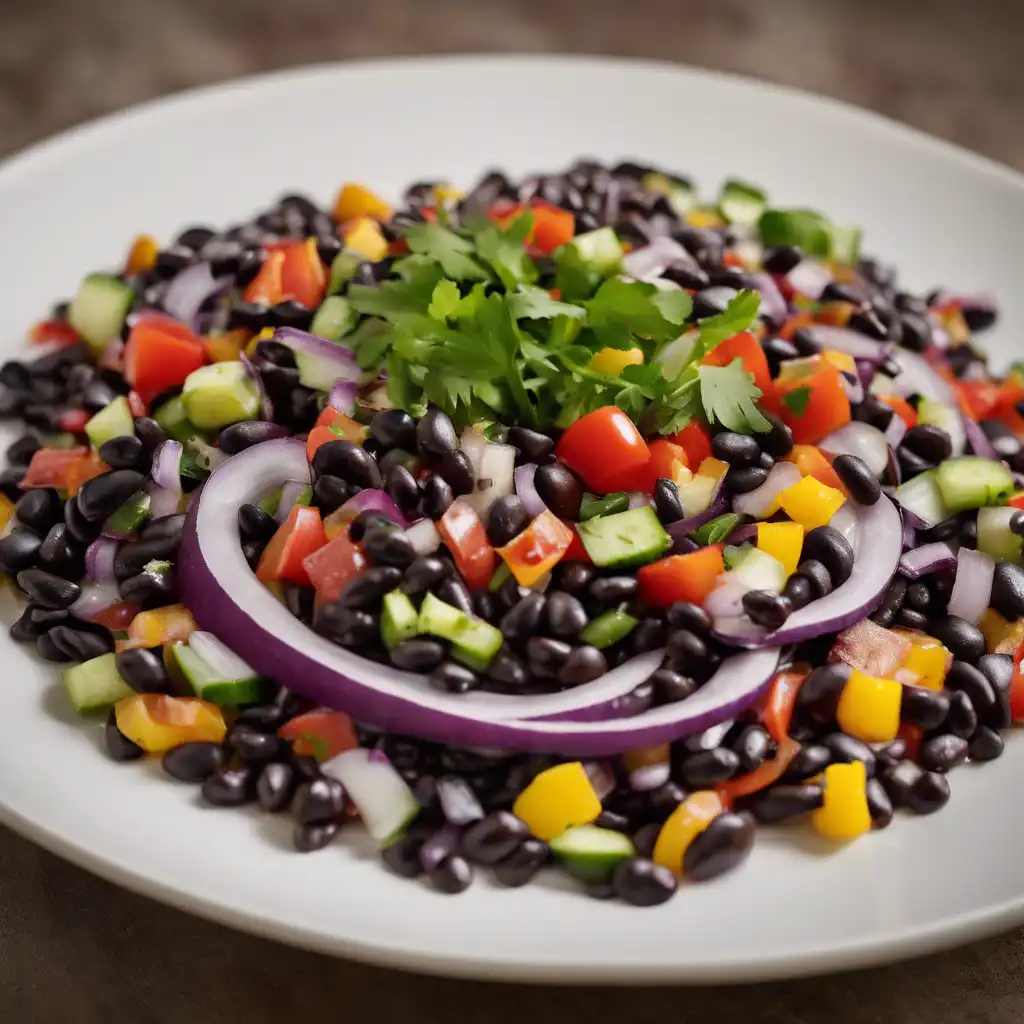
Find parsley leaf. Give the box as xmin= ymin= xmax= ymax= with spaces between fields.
xmin=508 ymin=285 xmax=586 ymax=321
xmin=427 ymin=279 xmax=461 ymax=321
xmin=698 ymin=358 xmax=772 ymax=433
xmin=554 ymin=243 xmax=603 ymax=302
xmin=473 ymin=210 xmax=538 ymax=291
xmin=691 ymin=289 xmax=761 ymax=359
xmin=584 ymin=279 xmax=693 ymax=349
xmin=781 ymin=387 xmax=812 ymax=417
xmin=404 ymin=222 xmax=490 ymax=281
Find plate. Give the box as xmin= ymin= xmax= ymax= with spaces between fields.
xmin=1 ymin=55 xmax=1023 ymax=984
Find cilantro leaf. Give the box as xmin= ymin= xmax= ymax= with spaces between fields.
xmin=584 ymin=279 xmax=693 ymax=349
xmin=427 ymin=279 xmax=461 ymax=321
xmin=348 ymin=258 xmax=443 ymax=321
xmin=347 ymin=318 xmax=393 ymax=370
xmin=403 ymin=222 xmax=490 ymax=281
xmin=781 ymin=387 xmax=812 ymax=418
xmin=698 ymin=358 xmax=772 ymax=434
xmin=508 ymin=285 xmax=586 ymax=321
xmin=474 ymin=218 xmax=538 ymax=291
xmin=554 ymin=243 xmax=603 ymax=302
xmin=691 ymin=289 xmax=761 ymax=359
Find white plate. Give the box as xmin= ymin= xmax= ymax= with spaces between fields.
xmin=1 ymin=55 xmax=1023 ymax=985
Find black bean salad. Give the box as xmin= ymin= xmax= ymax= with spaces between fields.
xmin=5 ymin=159 xmax=1024 ymax=908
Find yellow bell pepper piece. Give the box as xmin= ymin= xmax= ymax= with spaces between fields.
xmin=893 ymin=630 xmax=951 ymax=691
xmin=686 ymin=209 xmax=724 ymax=229
xmin=835 ymin=668 xmax=901 ymax=743
xmin=588 ymin=347 xmax=644 ymax=375
xmin=114 ymin=693 xmax=226 ymax=753
xmin=432 ymin=183 xmax=464 ymax=205
xmin=812 ymin=761 xmax=872 ymax=840
xmin=203 ymin=328 xmax=250 ymax=364
xmin=979 ymin=609 xmax=1024 ymax=655
xmin=124 ymin=604 xmax=197 ymax=650
xmin=821 ymin=349 xmax=857 ymax=375
xmin=777 ymin=476 xmax=846 ymax=531
xmin=512 ymin=762 xmax=601 ymax=841
xmin=0 ymin=493 xmax=15 ymax=536
xmin=652 ymin=790 xmax=723 ymax=875
xmin=343 ymin=218 xmax=389 ymax=262
xmin=757 ymin=521 xmax=804 ymax=577
xmin=125 ymin=233 xmax=159 ymax=276
xmin=332 ymin=182 xmax=392 ymax=223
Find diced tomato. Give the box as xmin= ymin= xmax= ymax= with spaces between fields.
xmin=1007 ymin=493 xmax=1024 ymax=512
xmin=302 ymin=531 xmax=367 ymax=602
xmin=669 ymin=420 xmax=713 ymax=468
xmin=784 ymin=445 xmax=847 ymax=494
xmin=244 ymin=251 xmax=286 ymax=306
xmin=489 ymin=200 xmax=533 ymax=240
xmin=775 ymin=357 xmax=851 ymax=444
xmin=280 ymin=238 xmax=328 ymax=309
xmin=718 ymin=737 xmax=800 ymax=805
xmin=29 ymin=319 xmax=81 ymax=346
xmin=88 ymin=601 xmax=139 ymax=631
xmin=123 ymin=317 xmax=206 ymax=405
xmin=20 ymin=447 xmax=90 ymax=491
xmin=256 ymin=505 xmax=327 ymax=587
xmin=876 ymin=394 xmax=917 ymax=430
xmin=637 ymin=545 xmax=725 ymax=608
xmin=56 ymin=408 xmax=89 ymax=434
xmin=531 ymin=201 xmax=575 ymax=254
xmin=954 ymin=379 xmax=1001 ymax=421
xmin=561 ymin=527 xmax=592 ymax=563
xmin=438 ymin=499 xmax=496 ymax=591
xmin=702 ymin=331 xmax=776 ymax=409
xmin=1010 ymin=640 xmax=1024 ymax=722
xmin=602 ymin=439 xmax=688 ymax=494
xmin=279 ymin=708 xmax=359 ymax=761
xmin=556 ymin=406 xmax=650 ymax=494
xmin=496 ymin=510 xmax=574 ymax=587
xmin=759 ymin=670 xmax=807 ymax=744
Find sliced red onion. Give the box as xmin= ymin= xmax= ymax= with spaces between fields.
xmin=947 ymin=547 xmax=995 ymax=625
xmin=583 ymin=760 xmax=617 ymax=801
xmin=162 ymin=263 xmax=232 ymax=330
xmin=629 ymin=761 xmax=671 ymax=792
xmin=465 ymin=441 xmax=517 ymax=517
xmin=704 ymin=579 xmax=750 ymax=620
xmin=179 ymin=439 xmax=780 ymax=753
xmin=69 ymin=578 xmax=121 ymax=619
xmin=240 ymin=351 xmax=274 ymax=422
xmin=627 ymin=491 xmax=650 ymax=511
xmin=890 ymin=348 xmax=957 ymax=405
xmin=514 ymin=462 xmax=547 ymax=518
xmin=840 ymin=371 xmax=864 ymax=405
xmin=800 ymin=325 xmax=892 ymax=363
xmin=336 ymin=488 xmax=408 ymax=528
xmin=276 ymin=480 xmax=308 ymax=523
xmin=827 ymin=502 xmax=859 ymax=548
xmin=666 ymin=491 xmax=730 ymax=541
xmin=724 ymin=522 xmax=758 ymax=546
xmin=963 ymin=415 xmax=998 ymax=460
xmin=147 ymin=485 xmax=181 ymax=521
xmin=270 ymin=328 xmax=361 ymax=392
xmin=671 ymin=536 xmax=701 ymax=556
xmin=327 ymin=379 xmax=358 ymax=416
xmin=436 ymin=776 xmax=484 ymax=826
xmin=150 ymin=440 xmax=183 ymax=491
xmin=682 ymin=719 xmax=735 ymax=751
xmin=819 ymin=422 xmax=889 ymax=478
xmin=786 ymin=261 xmax=832 ymax=300
xmin=419 ymin=823 xmax=462 ymax=873
xmin=621 ymin=237 xmax=699 ymax=281
xmin=884 ymin=412 xmax=908 ymax=449
xmin=732 ymin=461 xmax=801 ymax=519
xmin=713 ymin=495 xmax=902 ymax=648
xmin=84 ymin=537 xmax=119 ymax=580
xmin=320 ymin=748 xmax=419 ymax=842
xmin=902 ymin=519 xmax=916 ymax=551
xmin=405 ymin=519 xmax=441 ymax=557
xmin=748 ymin=272 xmax=787 ymax=327
xmin=898 ymin=542 xmax=957 ymax=579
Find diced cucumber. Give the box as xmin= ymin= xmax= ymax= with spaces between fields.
xmin=62 ymin=653 xmax=133 ymax=714
xmin=731 ymin=547 xmax=787 ymax=593
xmin=258 ymin=487 xmax=282 ymax=517
xmin=381 ymin=590 xmax=419 ymax=651
xmin=566 ymin=227 xmax=623 ymax=274
xmin=719 ymin=179 xmax=767 ymax=226
xmin=580 ymin=609 xmax=637 ymax=649
xmin=549 ymin=825 xmax=636 ymax=884
xmin=309 ymin=296 xmax=358 ymax=342
xmin=576 ymin=506 xmax=671 ymax=569
xmin=172 ymin=632 xmax=269 ymax=706
xmin=676 ymin=472 xmax=723 ymax=518
xmin=935 ymin=457 xmax=1014 ymax=514
xmin=893 ymin=469 xmax=954 ymax=530
xmin=977 ymin=507 xmax=1024 ymax=563
xmin=328 ymin=250 xmax=365 ymax=295
xmin=416 ymin=592 xmax=503 ymax=671
xmin=917 ymin=398 xmax=966 ymax=457
xmin=154 ymin=394 xmax=200 ymax=444
xmin=181 ymin=361 xmax=260 ymax=430
xmin=67 ymin=273 xmax=134 ymax=353
xmin=106 ymin=491 xmax=152 ymax=534
xmin=826 ymin=223 xmax=862 ymax=266
xmin=85 ymin=396 xmax=135 ymax=450
xmin=723 ymin=544 xmax=751 ymax=571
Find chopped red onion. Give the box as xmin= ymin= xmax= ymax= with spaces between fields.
xmin=162 ymin=262 xmax=232 ymax=330
xmin=724 ymin=522 xmax=759 ymax=546
xmin=963 ymin=415 xmax=998 ymax=459
xmin=800 ymin=325 xmax=892 ymax=363
xmin=666 ymin=491 xmax=730 ymax=540
xmin=629 ymin=761 xmax=671 ymax=792
xmin=271 ymin=328 xmax=360 ymax=392
xmin=327 ymin=379 xmax=358 ymax=416
xmin=786 ymin=261 xmax=832 ymax=300
xmin=902 ymin=519 xmax=916 ymax=551
xmin=404 ymin=519 xmax=441 ymax=557
xmin=897 ymin=542 xmax=957 ymax=579
xmin=819 ymin=422 xmax=889 ymax=478
xmin=84 ymin=537 xmax=119 ymax=580
xmin=947 ymin=547 xmax=994 ymax=625
xmin=419 ymin=823 xmax=462 ymax=873
xmin=704 ymin=579 xmax=750 ymax=620
xmin=621 ymin=237 xmax=699 ymax=281
xmin=240 ymin=351 xmax=274 ymax=421
xmin=150 ymin=440 xmax=183 ymax=491
xmin=732 ymin=461 xmax=801 ymax=519
xmin=514 ymin=463 xmax=547 ymax=518
xmin=98 ymin=338 xmax=125 ymax=371
xmin=884 ymin=412 xmax=908 ymax=448
xmin=276 ymin=480 xmax=308 ymax=523
xmin=839 ymin=371 xmax=865 ymax=405
xmin=626 ymin=491 xmax=651 ymax=511
xmin=890 ymin=348 xmax=957 ymax=405
xmin=748 ymin=272 xmax=787 ymax=327
xmin=337 ymin=489 xmax=408 ymax=528
xmin=69 ymin=579 xmax=121 ymax=621
xmin=465 ymin=441 xmax=517 ymax=517
xmin=583 ymin=760 xmax=617 ymax=801
xmin=436 ymin=775 xmax=484 ymax=826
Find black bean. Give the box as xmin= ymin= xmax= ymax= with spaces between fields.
xmin=15 ymin=568 xmax=79 ymax=610
xmin=534 ymin=463 xmax=583 ymax=520
xmin=590 ymin=576 xmax=638 ymax=605
xmin=229 ymin=724 xmax=285 ymax=765
xmin=526 ymin=636 xmax=573 ymax=675
xmin=337 ymin=566 xmax=403 ymax=609
xmin=742 ymin=783 xmax=823 ymax=823
xmin=741 ymin=590 xmax=792 ymax=630
xmin=878 ymin=761 xmax=921 ymax=809
xmin=865 ymin=777 xmax=894 ymax=829
xmin=969 ymin=726 xmax=1004 ymax=761
xmin=609 ymin=857 xmax=675 ymax=906
xmin=895 ymin=608 xmax=928 ymax=630
xmin=790 ymin=327 xmax=822 ymax=356
xmin=161 ymin=741 xmax=225 ymax=783
xmin=201 ymin=767 xmax=255 ymax=807
xmin=380 ymin=832 xmax=426 ymax=878
xmin=113 ymin=537 xmax=177 ymax=581
xmin=900 ymin=684 xmax=949 ymax=731
xmin=941 ymin=690 xmax=977 ymax=742
xmin=649 ymin=668 xmax=698 ymax=705
xmin=430 ymin=660 xmax=479 ymax=693
xmin=803 ymin=526 xmax=855 ymax=587
xmin=14 ymin=489 xmax=62 ymax=534
xmin=539 ymin=591 xmax=585 ymax=638
xmin=142 ymin=513 xmax=185 ymax=546
xmin=945 ymin=660 xmax=996 ymax=717
xmin=681 ymin=748 xmax=740 ymax=788
xmin=390 ymin=638 xmax=446 ymax=673
xmin=795 ymin=559 xmax=833 ymax=600
xmin=486 ymin=647 xmax=528 ymax=689
xmin=871 ymin=576 xmax=907 ymax=627
xmin=378 ymin=465 xmax=417 ymax=518
xmin=506 ymin=426 xmax=554 ymax=462
xmin=732 ymin=724 xmax=772 ymax=773
xmin=898 ymin=447 xmax=934 ymax=478
xmin=460 ymin=811 xmax=530 ymax=865
xmin=711 ymin=431 xmax=761 ymax=467
xmin=361 ymin=528 xmax=415 ymax=570
xmin=486 ymin=495 xmax=530 ymax=548
xmin=653 ymin=478 xmax=684 ymax=524
xmin=104 ymin=709 xmax=144 ymax=762
xmin=419 ymin=474 xmax=454 ymax=520
xmin=435 ymin=451 xmax=473 ymax=498
xmin=370 ymin=409 xmax=417 ymax=450
xmin=822 ymin=733 xmax=876 ymax=776
xmin=977 ymin=653 xmax=1014 ymax=694
xmin=349 ymin=510 xmax=400 ymax=544
xmin=114 ymin=647 xmax=169 ymax=693
xmin=495 ymin=592 xmax=547 ymax=644
xmin=762 ymin=245 xmax=803 ymax=274
xmin=681 ymin=811 xmax=754 ymax=882
xmin=492 ymin=838 xmax=548 ymax=887
xmin=902 ymin=424 xmax=953 ymax=464
xmin=558 ymin=645 xmax=608 ymax=685
xmin=0 ymin=527 xmax=43 ymax=575
xmin=906 ymin=770 xmax=950 ymax=815
xmin=783 ymin=743 xmax=832 ymax=782
xmin=315 ymin=604 xmax=378 ymax=647
xmin=756 ymin=412 xmax=793 ymax=458
xmin=919 ymin=733 xmax=969 ymax=773
xmin=436 ymin=576 xmax=473 ymax=615
xmin=256 ymin=762 xmax=297 ymax=812
xmin=48 ymin=625 xmax=112 ymax=662
xmin=797 ymin=663 xmax=851 ymax=720
xmin=628 ymin=617 xmax=665 ymax=656
xmin=416 ymin=407 xmax=459 ymax=458
xmin=726 ymin=465 xmax=769 ymax=494
xmin=552 ymin=561 xmax=595 ymax=592
xmin=59 ymin=496 xmax=97 ymax=546
xmin=293 ymin=821 xmax=340 ymax=852
xmin=429 ymin=853 xmax=473 ymax=893
xmin=312 ymin=440 xmax=381 ymax=489
xmin=693 ymin=286 xmax=738 ymax=320
xmin=990 ymin=562 xmax=1024 ymax=621
xmin=236 ymin=504 xmax=278 ymax=545
xmin=75 ymin=470 xmax=146 ymax=523
xmin=401 ymin=555 xmax=451 ymax=597
xmin=903 ymin=581 xmax=931 ymax=612
xmin=36 ymin=630 xmax=73 ymax=662
xmin=291 ymin=777 xmax=347 ymax=825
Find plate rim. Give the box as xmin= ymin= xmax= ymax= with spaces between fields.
xmin=2 ymin=53 xmax=1024 ymax=985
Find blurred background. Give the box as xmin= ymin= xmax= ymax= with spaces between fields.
xmin=3 ymin=0 xmax=1024 ymax=169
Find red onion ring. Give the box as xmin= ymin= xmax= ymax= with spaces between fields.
xmin=514 ymin=463 xmax=547 ymax=517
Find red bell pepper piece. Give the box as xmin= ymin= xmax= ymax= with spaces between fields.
xmin=438 ymin=499 xmax=496 ymax=591
xmin=496 ymin=510 xmax=574 ymax=587
xmin=556 ymin=406 xmax=650 ymax=495
xmin=280 ymin=238 xmax=328 ymax=309
xmin=123 ymin=317 xmax=206 ymax=405
xmin=256 ymin=505 xmax=326 ymax=586
xmin=775 ymin=357 xmax=851 ymax=444
xmin=29 ymin=319 xmax=81 ymax=346
xmin=302 ymin=531 xmax=367 ymax=602
xmin=718 ymin=737 xmax=800 ymax=805
xmin=20 ymin=447 xmax=91 ymax=491
xmin=637 ymin=545 xmax=725 ymax=608
xmin=56 ymin=409 xmax=90 ymax=434
xmin=244 ymin=251 xmax=286 ymax=306
xmin=669 ymin=420 xmax=713 ymax=468
xmin=876 ymin=394 xmax=917 ymax=430
xmin=758 ymin=670 xmax=807 ymax=744
xmin=279 ymin=708 xmax=359 ymax=761
xmin=530 ymin=201 xmax=575 ymax=254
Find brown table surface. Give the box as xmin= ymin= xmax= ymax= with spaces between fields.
xmin=4 ymin=1 xmax=1024 ymax=1020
